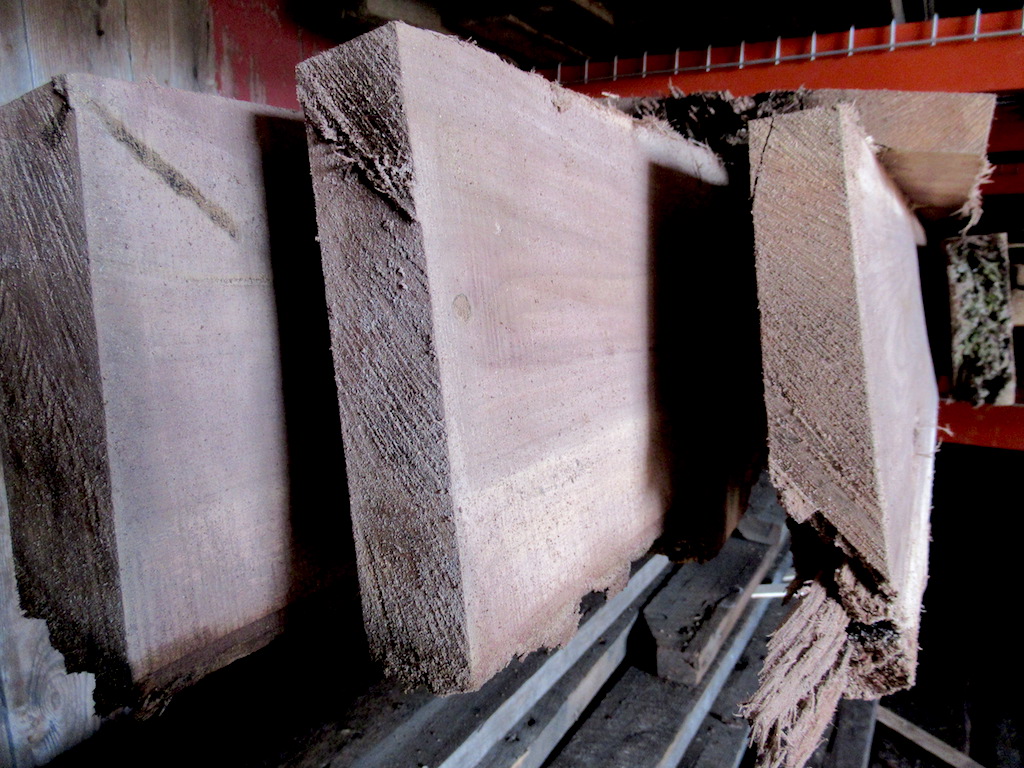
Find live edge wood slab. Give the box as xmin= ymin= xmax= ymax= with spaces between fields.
xmin=298 ymin=22 xmax=727 ymax=693
xmin=745 ymin=104 xmax=940 ymax=768
xmin=0 ymin=74 xmax=345 ymax=714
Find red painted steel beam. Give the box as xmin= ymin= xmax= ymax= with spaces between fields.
xmin=985 ymin=162 xmax=1024 ymax=195
xmin=209 ymin=0 xmax=336 ymax=110
xmin=939 ymin=402 xmax=1024 ymax=451
xmin=557 ymin=11 xmax=1024 ymax=99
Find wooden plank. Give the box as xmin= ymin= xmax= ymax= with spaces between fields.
xmin=22 ymin=0 xmax=134 ymax=84
xmin=124 ymin=0 xmax=214 ymax=93
xmin=0 ymin=74 xmax=342 ymax=712
xmin=877 ymin=706 xmax=988 ymax=768
xmin=0 ymin=464 xmax=100 ymax=768
xmin=549 ymin=556 xmax=790 ymax=768
xmin=804 ymin=90 xmax=995 ymax=219
xmin=0 ymin=0 xmax=33 ymax=105
xmin=676 ymin=602 xmax=787 ymax=768
xmin=643 ymin=525 xmax=783 ymax=685
xmin=822 ymin=699 xmax=878 ymax=768
xmin=746 ymin=103 xmax=939 ymax=768
xmin=298 ymin=22 xmax=727 ymax=693
xmin=945 ymin=234 xmax=1016 ymax=405
xmin=751 ymin=103 xmax=937 ymax=623
xmin=632 ymin=89 xmax=994 ymax=220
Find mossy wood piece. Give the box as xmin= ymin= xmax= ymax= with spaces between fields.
xmin=946 ymin=233 xmax=1016 ymax=405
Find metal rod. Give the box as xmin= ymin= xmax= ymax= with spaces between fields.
xmin=890 ymin=18 xmax=897 ymax=50
xmin=705 ymin=44 xmax=712 ymax=72
xmin=642 ymin=51 xmax=648 ymax=77
xmin=583 ymin=58 xmax=589 ymax=83
xmin=775 ymin=36 xmax=782 ymax=65
xmin=612 ymin=54 xmax=618 ymax=80
xmin=738 ymin=40 xmax=745 ymax=68
xmin=932 ymin=13 xmax=939 ymax=45
xmin=974 ymin=8 xmax=982 ymax=40
xmin=674 ymin=47 xmax=680 ymax=73
xmin=848 ymin=25 xmax=855 ymax=55
xmin=556 ymin=62 xmax=562 ymax=84
xmin=810 ymin=31 xmax=817 ymax=60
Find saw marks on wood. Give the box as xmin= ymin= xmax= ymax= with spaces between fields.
xmin=748 ymin=104 xmax=939 ymax=767
xmin=298 ymin=22 xmax=727 ymax=692
xmin=0 ymin=74 xmax=344 ymax=712
xmin=804 ymin=90 xmax=994 ymax=220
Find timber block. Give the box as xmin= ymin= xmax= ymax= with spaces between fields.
xmin=0 ymin=74 xmax=344 ymax=712
xmin=298 ymin=22 xmax=727 ymax=693
xmin=746 ymin=103 xmax=939 ymax=767
xmin=643 ymin=526 xmax=783 ymax=685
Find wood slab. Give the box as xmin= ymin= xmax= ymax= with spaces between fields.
xmin=625 ymin=89 xmax=995 ymax=221
xmin=0 ymin=74 xmax=345 ymax=712
xmin=298 ymin=22 xmax=727 ymax=692
xmin=804 ymin=90 xmax=995 ymax=219
xmin=643 ymin=525 xmax=783 ymax=685
xmin=945 ymin=233 xmax=1016 ymax=405
xmin=746 ymin=103 xmax=939 ymax=766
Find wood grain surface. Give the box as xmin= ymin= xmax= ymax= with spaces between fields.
xmin=746 ymin=103 xmax=940 ymax=767
xmin=0 ymin=74 xmax=344 ymax=712
xmin=804 ymin=90 xmax=995 ymax=219
xmin=299 ymin=22 xmax=728 ymax=692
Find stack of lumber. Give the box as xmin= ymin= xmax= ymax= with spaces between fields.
xmin=0 ymin=74 xmax=345 ymax=723
xmin=297 ymin=22 xmax=728 ymax=692
xmin=0 ymin=20 xmax=997 ymax=768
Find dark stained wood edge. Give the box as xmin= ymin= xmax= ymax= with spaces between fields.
xmin=0 ymin=79 xmax=132 ymax=713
